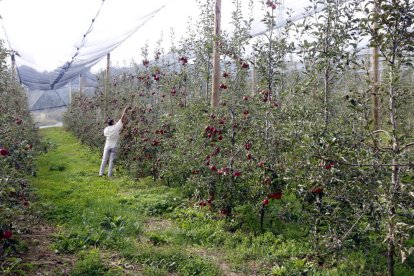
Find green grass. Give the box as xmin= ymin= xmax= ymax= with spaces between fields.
xmin=31 ymin=128 xmax=219 ymax=275
xmin=29 ymin=127 xmax=414 ymax=275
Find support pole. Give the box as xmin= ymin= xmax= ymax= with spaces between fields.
xmin=251 ymin=56 xmax=256 ymax=96
xmin=11 ymin=53 xmax=16 ymax=82
xmin=105 ymin=53 xmax=110 ymax=112
xmin=69 ymin=84 xmax=72 ymax=104
xmin=211 ymin=0 xmax=222 ymax=108
xmin=79 ymin=74 xmax=82 ymax=96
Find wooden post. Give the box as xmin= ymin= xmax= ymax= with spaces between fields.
xmin=105 ymin=53 xmax=110 ymax=112
xmin=79 ymin=74 xmax=82 ymax=95
xmin=211 ymin=0 xmax=222 ymax=108
xmin=11 ymin=53 xmax=16 ymax=82
xmin=371 ymin=0 xmax=380 ymax=131
xmin=69 ymin=84 xmax=72 ymax=104
xmin=251 ymin=56 xmax=256 ymax=96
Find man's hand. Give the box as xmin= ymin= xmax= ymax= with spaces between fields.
xmin=121 ymin=107 xmax=131 ymax=124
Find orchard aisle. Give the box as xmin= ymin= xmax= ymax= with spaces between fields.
xmin=29 ymin=127 xmax=236 ymax=275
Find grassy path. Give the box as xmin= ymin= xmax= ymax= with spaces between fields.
xmin=30 ymin=127 xmax=230 ymax=275
xmin=26 ymin=127 xmax=410 ymax=275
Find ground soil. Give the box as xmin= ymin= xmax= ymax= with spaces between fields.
xmin=16 ymin=214 xmax=75 ymax=275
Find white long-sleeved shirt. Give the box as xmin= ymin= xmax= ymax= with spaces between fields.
xmin=103 ymin=119 xmax=123 ymax=149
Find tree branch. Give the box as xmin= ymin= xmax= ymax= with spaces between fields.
xmin=315 ymin=155 xmax=412 ymax=167
xmin=339 ymin=208 xmax=367 ymax=244
xmin=350 ymin=129 xmax=391 ymax=149
xmin=400 ymin=142 xmax=414 ymax=153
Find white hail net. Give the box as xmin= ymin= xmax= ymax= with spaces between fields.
xmin=0 ymin=0 xmax=367 ymax=111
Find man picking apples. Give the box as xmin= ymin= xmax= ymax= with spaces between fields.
xmin=99 ymin=106 xmax=131 ymax=177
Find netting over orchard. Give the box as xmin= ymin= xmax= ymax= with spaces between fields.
xmin=0 ymin=0 xmax=368 ymax=111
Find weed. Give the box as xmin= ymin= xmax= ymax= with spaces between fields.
xmin=49 ymin=164 xmax=66 ymax=171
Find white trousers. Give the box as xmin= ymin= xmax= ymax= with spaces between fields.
xmin=99 ymin=147 xmax=117 ymax=176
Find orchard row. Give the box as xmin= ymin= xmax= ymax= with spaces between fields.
xmin=64 ymin=0 xmax=413 ymax=273
xmin=0 ymin=41 xmax=43 ymax=256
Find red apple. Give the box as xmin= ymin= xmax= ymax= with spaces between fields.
xmin=233 ymin=171 xmax=241 ymax=177
xmin=262 ymin=198 xmax=269 ymax=206
xmin=0 ymin=148 xmax=9 ymax=156
xmin=220 ymin=83 xmax=227 ymax=89
xmin=209 ymin=165 xmax=217 ymax=171
xmin=3 ymin=230 xmax=12 ymax=239
xmin=246 ymin=153 xmax=252 ymax=160
xmin=245 ymin=142 xmax=252 ymax=150
xmin=241 ymin=62 xmax=249 ymax=69
xmin=179 ymin=56 xmax=188 ymax=65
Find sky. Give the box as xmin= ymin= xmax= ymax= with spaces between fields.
xmin=0 ymin=0 xmax=371 ymax=78
xmin=0 ymin=0 xmax=197 ymax=72
xmin=0 ymin=0 xmax=273 ymax=74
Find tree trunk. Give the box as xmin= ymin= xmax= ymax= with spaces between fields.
xmin=371 ymin=46 xmax=380 ymax=131
xmin=387 ymin=68 xmax=399 ymax=276
xmin=387 ymin=164 xmax=397 ymax=276
xmin=323 ymin=15 xmax=331 ymax=131
xmin=324 ymin=66 xmax=329 ymax=130
xmin=371 ymin=0 xmax=381 ymax=132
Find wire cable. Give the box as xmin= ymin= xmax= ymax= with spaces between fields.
xmin=50 ymin=0 xmax=106 ymax=89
